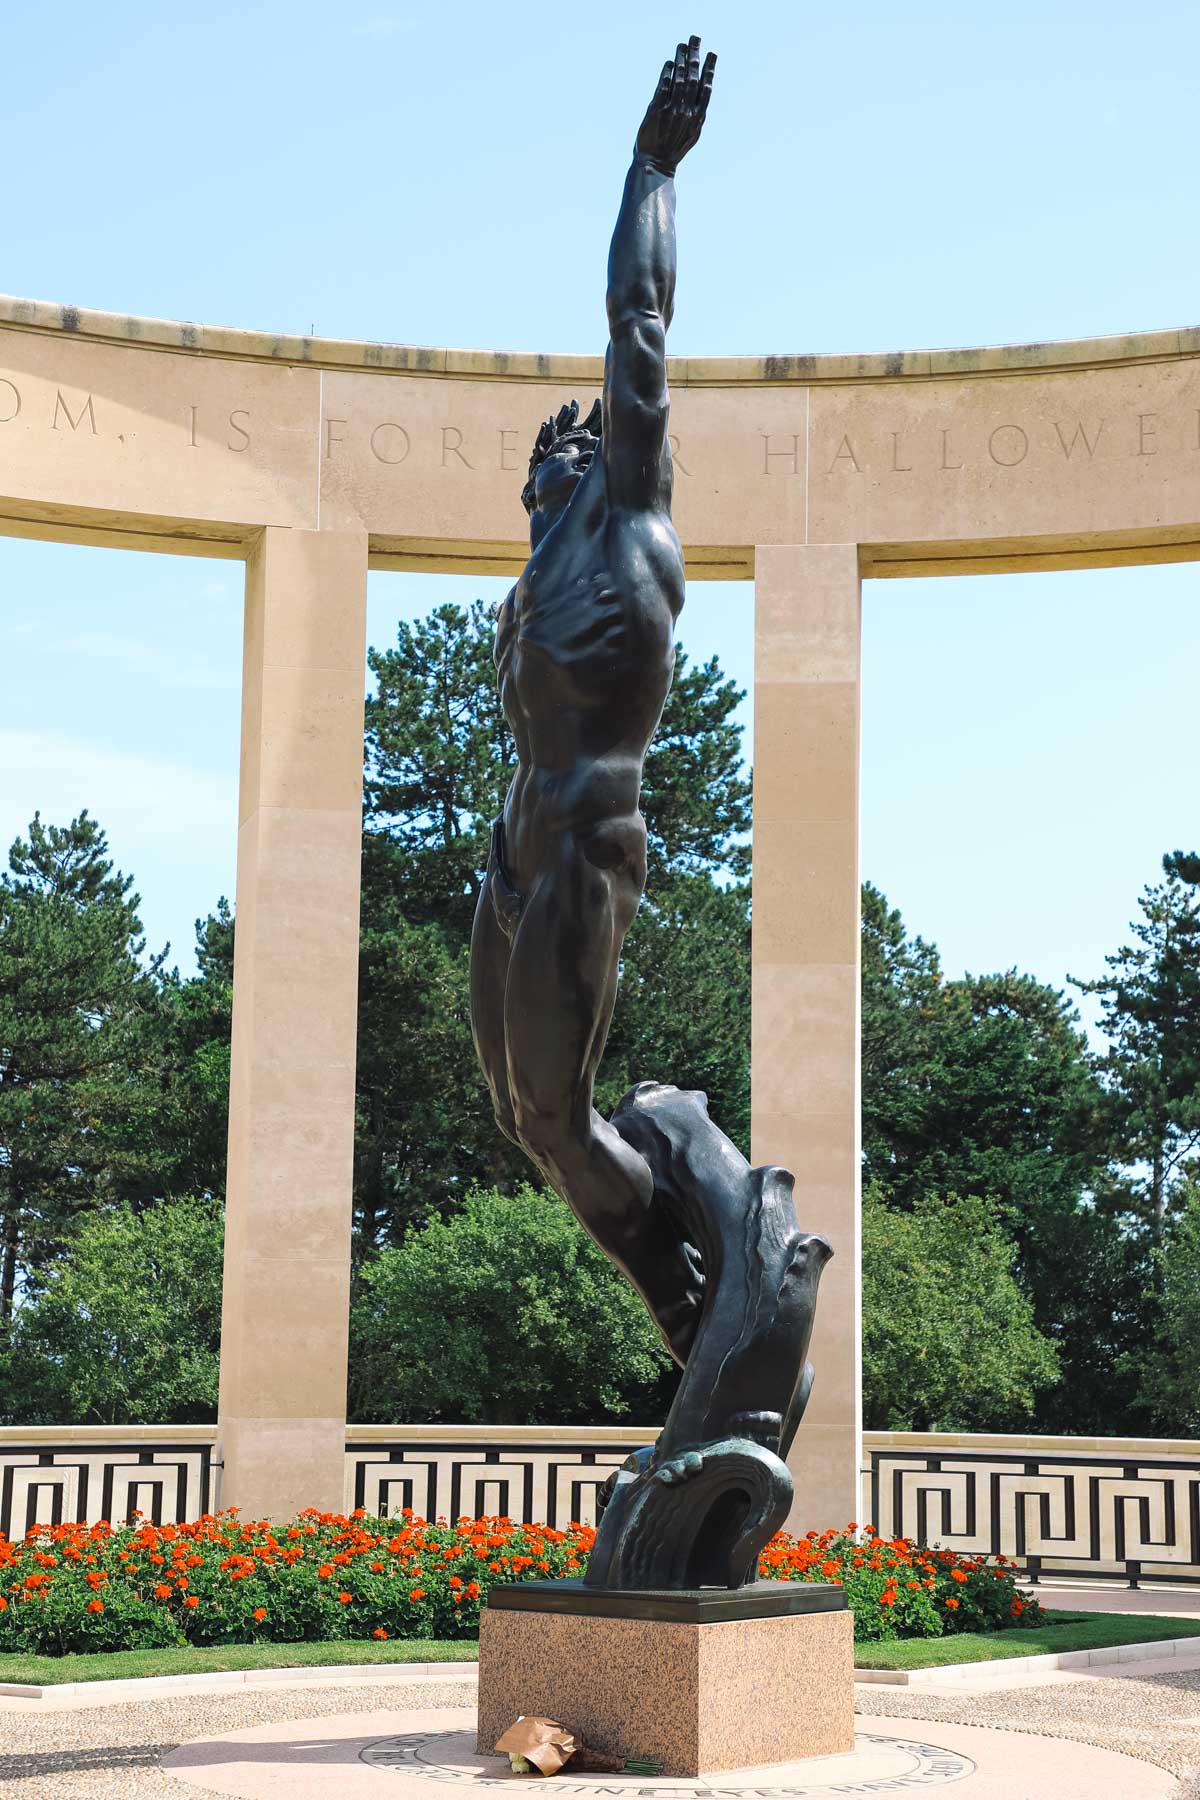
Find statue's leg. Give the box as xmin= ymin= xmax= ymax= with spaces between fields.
xmin=468 ymin=847 xmax=518 ymax=1144
xmin=502 ymin=835 xmax=701 ymax=1363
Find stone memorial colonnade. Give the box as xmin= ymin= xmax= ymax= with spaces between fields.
xmin=2 ymin=293 xmax=1197 ymax=1529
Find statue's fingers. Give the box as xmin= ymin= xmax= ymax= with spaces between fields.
xmin=685 ymin=33 xmax=701 ymax=103
xmin=654 ymin=57 xmax=673 ymax=106
xmin=672 ymin=39 xmax=688 ymax=96
xmin=699 ymin=51 xmax=716 ymax=116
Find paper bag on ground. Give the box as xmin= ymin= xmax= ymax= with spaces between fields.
xmin=494 ymin=1716 xmax=581 ymax=1775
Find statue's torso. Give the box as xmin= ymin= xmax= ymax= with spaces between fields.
xmin=496 ymin=456 xmax=684 ymax=886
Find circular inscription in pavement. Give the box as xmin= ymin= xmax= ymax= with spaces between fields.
xmin=360 ymin=1729 xmax=975 ymax=1796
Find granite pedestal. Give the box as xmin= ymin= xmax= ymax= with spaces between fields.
xmin=476 ymin=1581 xmax=855 ymax=1778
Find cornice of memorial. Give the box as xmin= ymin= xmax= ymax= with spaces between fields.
xmin=1 ymin=293 xmax=1198 ymax=387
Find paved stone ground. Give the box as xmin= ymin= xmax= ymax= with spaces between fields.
xmin=856 ymin=1670 xmax=1200 ymax=1789
xmin=4 ymin=1669 xmax=1200 ymax=1798
xmin=0 ymin=1677 xmax=475 ymax=1799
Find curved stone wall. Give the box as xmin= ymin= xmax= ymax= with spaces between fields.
xmin=2 ymin=297 xmax=1198 ymax=576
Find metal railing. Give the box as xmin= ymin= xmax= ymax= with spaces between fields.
xmin=0 ymin=1428 xmax=214 ymax=1539
xmin=5 ymin=1424 xmax=1200 ymax=1587
xmin=864 ymin=1434 xmax=1200 ymax=1589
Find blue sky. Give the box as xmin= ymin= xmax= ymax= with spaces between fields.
xmin=3 ymin=0 xmax=1200 ymax=1019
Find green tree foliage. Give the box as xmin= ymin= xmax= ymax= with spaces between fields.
xmin=365 ymin=601 xmax=511 ymax=936
xmin=0 ymin=810 xmax=232 ymax=1337
xmin=1 ymin=1197 xmax=222 ymax=1425
xmin=349 ymin=1184 xmax=671 ymax=1425
xmin=861 ymin=1185 xmax=1060 ymax=1431
xmin=860 ymin=882 xmax=1136 ymax=1434
xmin=1074 ymin=852 xmax=1200 ymax=1236
xmin=119 ymin=904 xmax=233 ymax=1215
xmin=0 ymin=813 xmax=158 ymax=1319
xmin=354 ymin=903 xmax=521 ymax=1250
xmin=1126 ymin=1175 xmax=1200 ymax=1432
xmin=862 ymin=884 xmax=1104 ymax=1247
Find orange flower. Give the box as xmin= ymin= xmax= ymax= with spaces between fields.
xmin=950 ymin=1567 xmax=968 ymax=1584
xmin=373 ymin=1627 xmax=388 ymax=1640
xmin=339 ymin=1591 xmax=354 ymax=1605
xmin=154 ymin=1584 xmax=172 ymax=1600
xmin=410 ymin=1587 xmax=426 ymax=1601
xmin=1011 ymin=1600 xmax=1025 ymax=1617
xmin=184 ymin=1596 xmax=200 ymax=1609
xmin=944 ymin=1597 xmax=959 ymax=1610
xmin=86 ymin=1598 xmax=104 ymax=1614
xmin=318 ymin=1564 xmax=334 ymax=1579
xmin=253 ymin=1607 xmax=267 ymax=1622
xmin=465 ymin=1582 xmax=481 ymax=1600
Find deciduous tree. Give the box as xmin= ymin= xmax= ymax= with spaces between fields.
xmin=862 ymin=1186 xmax=1060 ymax=1431
xmin=1 ymin=1196 xmax=222 ymax=1425
xmin=349 ymin=1184 xmax=671 ymax=1425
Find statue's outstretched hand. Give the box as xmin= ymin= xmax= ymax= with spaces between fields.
xmin=635 ymin=34 xmax=716 ymax=173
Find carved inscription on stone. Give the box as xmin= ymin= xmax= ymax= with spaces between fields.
xmin=813 ymin=408 xmax=1200 ymax=477
xmin=0 ymin=387 xmax=257 ymax=453
xmin=322 ymin=418 xmax=694 ymax=476
xmin=3 ymin=372 xmax=1199 ymax=496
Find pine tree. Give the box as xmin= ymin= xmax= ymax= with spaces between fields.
xmin=0 ymin=813 xmax=155 ymax=1317
xmin=1074 ymin=851 xmax=1200 ymax=1235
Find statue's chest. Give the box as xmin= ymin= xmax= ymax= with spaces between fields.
xmin=513 ymin=557 xmax=630 ymax=697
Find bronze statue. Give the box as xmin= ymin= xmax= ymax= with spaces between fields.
xmin=469 ymin=36 xmax=831 ymax=1593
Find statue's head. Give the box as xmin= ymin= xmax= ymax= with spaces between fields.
xmin=522 ymin=399 xmax=601 ymax=540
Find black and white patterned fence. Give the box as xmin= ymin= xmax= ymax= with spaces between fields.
xmin=0 ymin=1437 xmax=214 ymax=1539
xmin=343 ymin=1434 xmax=643 ymax=1528
xmin=6 ymin=1427 xmax=1200 ymax=1587
xmin=866 ymin=1442 xmax=1200 ymax=1587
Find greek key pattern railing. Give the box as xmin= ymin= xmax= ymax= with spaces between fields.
xmin=6 ymin=1428 xmax=1200 ymax=1587
xmin=0 ymin=1440 xmax=213 ymax=1540
xmin=344 ymin=1435 xmax=641 ymax=1528
xmin=866 ymin=1444 xmax=1200 ymax=1587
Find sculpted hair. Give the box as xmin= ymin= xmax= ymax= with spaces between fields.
xmin=521 ymin=398 xmax=602 ymax=513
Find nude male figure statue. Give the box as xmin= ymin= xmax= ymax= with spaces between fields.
xmin=468 ymin=37 xmax=716 ymax=1366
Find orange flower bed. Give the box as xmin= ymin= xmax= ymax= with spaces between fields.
xmin=0 ymin=1509 xmax=593 ymax=1656
xmin=0 ymin=1510 xmax=1038 ymax=1655
xmin=759 ymin=1524 xmax=1043 ymax=1641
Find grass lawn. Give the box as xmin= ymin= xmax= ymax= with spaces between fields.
xmin=4 ymin=1611 xmax=1199 ymax=1685
xmin=855 ymin=1609 xmax=1200 ymax=1670
xmin=0 ymin=1638 xmax=478 ymax=1686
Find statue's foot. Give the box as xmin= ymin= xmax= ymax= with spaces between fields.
xmin=654 ymin=1450 xmax=704 ymax=1485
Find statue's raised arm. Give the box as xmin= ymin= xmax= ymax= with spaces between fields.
xmin=603 ymin=36 xmax=716 ymax=512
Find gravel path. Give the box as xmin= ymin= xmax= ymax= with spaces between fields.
xmin=5 ymin=1667 xmax=1200 ymax=1797
xmin=0 ymin=1676 xmax=475 ymax=1799
xmin=855 ymin=1669 xmax=1200 ymax=1787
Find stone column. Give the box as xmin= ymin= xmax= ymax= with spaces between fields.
xmin=216 ymin=527 xmax=368 ymax=1520
xmin=751 ymin=543 xmax=862 ymax=1532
